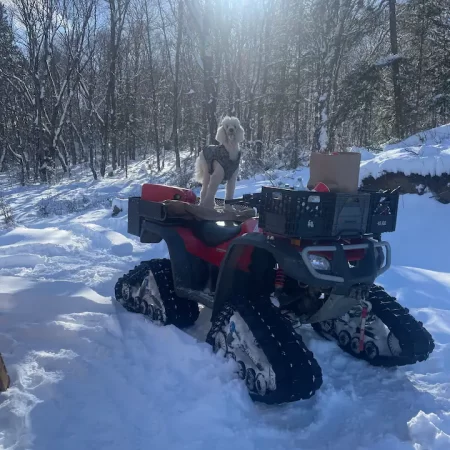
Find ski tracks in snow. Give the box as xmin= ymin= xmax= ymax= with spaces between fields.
xmin=0 ymin=208 xmax=162 ymax=290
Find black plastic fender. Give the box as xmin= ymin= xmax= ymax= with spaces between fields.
xmin=140 ymin=220 xmax=208 ymax=291
xmin=212 ymin=233 xmax=379 ymax=320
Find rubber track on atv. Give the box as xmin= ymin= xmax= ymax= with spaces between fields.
xmin=115 ymin=258 xmax=199 ymax=328
xmin=313 ymin=284 xmax=435 ymax=367
xmin=206 ymin=295 xmax=323 ymax=404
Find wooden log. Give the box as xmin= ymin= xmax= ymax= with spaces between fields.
xmin=0 ymin=353 xmax=10 ymax=392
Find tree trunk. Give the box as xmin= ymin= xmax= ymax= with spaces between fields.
xmin=34 ymin=84 xmax=45 ymax=182
xmin=108 ymin=8 xmax=118 ymax=173
xmin=388 ymin=0 xmax=404 ymax=139
xmin=172 ymin=0 xmax=183 ymax=169
xmin=201 ymin=1 xmax=218 ymax=145
xmin=89 ymin=124 xmax=97 ymax=180
xmin=103 ymin=0 xmax=130 ymax=175
xmin=144 ymin=3 xmax=161 ymax=171
xmin=414 ymin=0 xmax=426 ymax=131
xmin=256 ymin=1 xmax=272 ymax=158
xmin=221 ymin=2 xmax=234 ymax=116
xmin=275 ymin=0 xmax=288 ymax=140
xmin=0 ymin=145 xmax=5 ymax=172
xmin=293 ymin=25 xmax=302 ymax=169
xmin=234 ymin=46 xmax=242 ymax=120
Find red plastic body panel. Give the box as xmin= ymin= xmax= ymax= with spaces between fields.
xmin=175 ymin=218 xmax=366 ymax=271
xmin=176 ymin=218 xmax=259 ymax=270
xmin=138 ymin=188 xmax=367 ymax=270
xmin=142 ymin=184 xmax=197 ymax=204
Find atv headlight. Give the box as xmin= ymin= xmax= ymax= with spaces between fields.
xmin=308 ymin=254 xmax=331 ymax=271
xmin=375 ymin=246 xmax=385 ymax=269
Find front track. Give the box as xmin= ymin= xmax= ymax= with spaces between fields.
xmin=312 ymin=284 xmax=435 ymax=367
xmin=206 ymin=295 xmax=323 ymax=404
xmin=114 ymin=259 xmax=323 ymax=404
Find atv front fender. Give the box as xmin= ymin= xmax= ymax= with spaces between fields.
xmin=212 ymin=233 xmax=388 ymax=319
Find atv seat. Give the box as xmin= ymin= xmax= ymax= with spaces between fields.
xmin=191 ymin=221 xmax=242 ymax=247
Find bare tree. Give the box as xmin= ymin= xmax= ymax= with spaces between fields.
xmin=2 ymin=0 xmax=450 ymax=184
xmin=9 ymin=0 xmax=97 ymax=182
xmin=101 ymin=0 xmax=131 ymax=176
xmin=143 ymin=0 xmax=162 ymax=171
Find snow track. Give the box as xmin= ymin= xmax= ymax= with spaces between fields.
xmin=1 ymin=164 xmax=450 ymax=450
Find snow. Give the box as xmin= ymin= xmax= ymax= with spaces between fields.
xmin=71 ymin=223 xmax=134 ymax=257
xmin=352 ymin=123 xmax=450 ymax=181
xmin=350 ymin=147 xmax=376 ymax=162
xmin=318 ymin=106 xmax=328 ymax=152
xmin=384 ymin=124 xmax=450 ymax=150
xmin=359 ymin=146 xmax=450 ymax=180
xmin=111 ymin=197 xmax=129 ymax=214
xmin=433 ymin=94 xmax=448 ymax=102
xmin=408 ymin=412 xmax=450 ymax=450
xmin=1 ymin=143 xmax=450 ymax=449
xmin=376 ymin=54 xmax=403 ymax=67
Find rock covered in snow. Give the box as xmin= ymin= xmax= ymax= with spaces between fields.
xmin=354 ymin=123 xmax=450 ymax=202
xmin=111 ymin=198 xmax=129 ymax=216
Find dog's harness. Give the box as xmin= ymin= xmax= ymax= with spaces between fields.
xmin=203 ymin=145 xmax=241 ymax=182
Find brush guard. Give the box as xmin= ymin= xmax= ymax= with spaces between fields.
xmin=300 ymin=240 xmax=391 ymax=284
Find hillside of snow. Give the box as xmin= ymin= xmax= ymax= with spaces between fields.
xmin=1 ymin=137 xmax=450 ymax=449
xmin=353 ymin=123 xmax=450 ymax=181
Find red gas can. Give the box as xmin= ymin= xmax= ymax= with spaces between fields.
xmin=141 ymin=184 xmax=197 ymax=204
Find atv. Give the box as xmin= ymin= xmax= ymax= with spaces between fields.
xmin=114 ymin=183 xmax=434 ymax=404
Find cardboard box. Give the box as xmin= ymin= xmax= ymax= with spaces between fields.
xmin=307 ymin=152 xmax=361 ymax=193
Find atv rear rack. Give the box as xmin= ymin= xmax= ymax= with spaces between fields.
xmin=128 ymin=186 xmax=399 ymax=243
xmin=128 ymin=196 xmax=256 ymax=237
xmin=226 ymin=187 xmax=399 ymax=239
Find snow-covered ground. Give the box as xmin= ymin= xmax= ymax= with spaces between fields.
xmin=353 ymin=123 xmax=450 ymax=180
xmin=1 ymin=152 xmax=450 ymax=449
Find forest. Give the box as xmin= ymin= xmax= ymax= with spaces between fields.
xmin=0 ymin=0 xmax=449 ymax=184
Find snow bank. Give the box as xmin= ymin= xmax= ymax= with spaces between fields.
xmin=75 ymin=223 xmax=134 ymax=257
xmin=111 ymin=197 xmax=129 ymax=215
xmin=408 ymin=411 xmax=450 ymax=450
xmin=0 ymin=254 xmax=46 ymax=268
xmin=102 ymin=230 xmax=133 ymax=256
xmin=0 ymin=227 xmax=89 ymax=257
xmin=359 ymin=146 xmax=450 ymax=180
xmin=350 ymin=123 xmax=450 ymax=181
xmin=36 ymin=193 xmax=113 ymax=217
xmin=385 ymin=123 xmax=450 ymax=150
xmin=351 ymin=147 xmax=376 ymax=162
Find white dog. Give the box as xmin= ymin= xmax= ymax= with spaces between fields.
xmin=195 ymin=116 xmax=245 ymax=209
